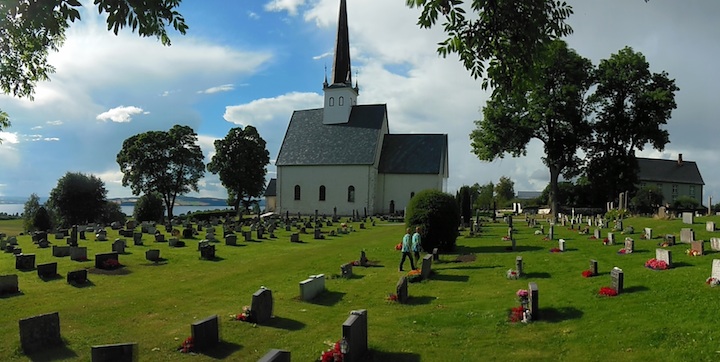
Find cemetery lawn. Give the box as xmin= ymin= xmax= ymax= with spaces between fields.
xmin=1 ymin=216 xmax=720 ymax=361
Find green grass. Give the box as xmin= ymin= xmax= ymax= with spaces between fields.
xmin=1 ymin=216 xmax=720 ymax=361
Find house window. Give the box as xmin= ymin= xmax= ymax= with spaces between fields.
xmin=294 ymin=185 xmax=301 ymax=200
xmin=329 ymin=97 xmax=334 ymax=106
xmin=690 ymin=185 xmax=695 ymax=197
xmin=339 ymin=96 xmax=344 ymax=106
xmin=672 ymin=184 xmax=678 ymax=195
xmin=347 ymin=185 xmax=355 ymax=202
xmin=319 ymin=185 xmax=326 ymax=201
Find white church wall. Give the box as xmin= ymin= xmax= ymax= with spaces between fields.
xmin=379 ymin=174 xmax=446 ymax=214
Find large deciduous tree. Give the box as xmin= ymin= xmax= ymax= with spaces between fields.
xmin=405 ymin=0 xmax=573 ymax=93
xmin=207 ymin=126 xmax=270 ymax=216
xmin=117 ymin=125 xmax=205 ymax=221
xmin=471 ymin=40 xmax=593 ymax=217
xmin=585 ymin=47 xmax=678 ymax=203
xmin=0 ymin=0 xmax=187 ymax=131
xmin=22 ymin=193 xmax=41 ymax=231
xmin=494 ymin=176 xmax=515 ymax=207
xmin=48 ymin=172 xmax=108 ymax=226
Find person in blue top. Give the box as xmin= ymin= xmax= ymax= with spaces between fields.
xmin=399 ymin=228 xmax=415 ymax=271
xmin=412 ymin=226 xmax=422 ymax=263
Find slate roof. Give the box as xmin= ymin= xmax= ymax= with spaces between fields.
xmin=378 ymin=134 xmax=447 ymax=174
xmin=265 ymin=178 xmax=277 ymax=197
xmin=517 ymin=191 xmax=543 ymax=199
xmin=275 ymin=105 xmax=387 ymax=166
xmin=637 ymin=157 xmax=705 ymax=185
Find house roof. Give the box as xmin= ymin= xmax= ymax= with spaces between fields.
xmin=378 ymin=134 xmax=448 ymax=174
xmin=637 ymin=157 xmax=705 ymax=185
xmin=275 ymin=105 xmax=387 ymax=166
xmin=265 ymin=178 xmax=277 ymax=197
xmin=517 ymin=191 xmax=543 ymax=199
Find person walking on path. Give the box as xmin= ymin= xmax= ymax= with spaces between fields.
xmin=399 ymin=228 xmax=415 ymax=271
xmin=412 ymin=226 xmax=422 ymax=264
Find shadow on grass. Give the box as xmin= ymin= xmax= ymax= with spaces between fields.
xmin=88 ymin=267 xmax=132 ymax=276
xmin=0 ymin=291 xmax=24 ymax=299
xmin=623 ymin=285 xmax=649 ymax=294
xmin=540 ymin=306 xmax=583 ymax=323
xmin=40 ymin=274 xmax=63 ymax=282
xmin=405 ymin=295 xmax=435 ymax=305
xmin=364 ymin=350 xmax=421 ymax=362
xmin=440 ymin=264 xmax=502 ymax=270
xmin=456 ymin=245 xmax=544 ymax=254
xmin=671 ymin=261 xmax=692 ymax=268
xmin=224 ymin=243 xmax=247 ymax=247
xmin=70 ymin=280 xmax=95 ymax=288
xmin=27 ymin=341 xmax=78 ymax=361
xmin=431 ymin=274 xmax=469 ymax=282
xmin=141 ymin=259 xmax=169 ymax=266
xmin=267 ymin=316 xmax=305 ymax=331
xmin=523 ymin=272 xmax=551 ymax=279
xmin=198 ymin=341 xmax=242 ymax=359
xmin=309 ymin=291 xmax=346 ymax=306
xmin=200 ymin=256 xmax=227 ymax=262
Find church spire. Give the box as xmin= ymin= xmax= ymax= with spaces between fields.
xmin=331 ymin=0 xmax=351 ymax=85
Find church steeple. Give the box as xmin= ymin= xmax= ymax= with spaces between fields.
xmin=323 ymin=0 xmax=359 ymax=125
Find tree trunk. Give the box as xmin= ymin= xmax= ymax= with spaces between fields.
xmin=233 ymin=197 xmax=241 ymax=218
xmin=549 ymin=165 xmax=560 ymax=220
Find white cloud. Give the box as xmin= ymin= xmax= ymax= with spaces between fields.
xmin=224 ymin=92 xmax=322 ymax=126
xmin=96 ymin=106 xmax=145 ymax=123
xmin=265 ymin=0 xmax=307 ymax=16
xmin=47 ymin=120 xmax=63 ymax=126
xmin=312 ymin=51 xmax=332 ymax=60
xmin=31 ymin=126 xmax=43 ymax=130
xmin=197 ymin=84 xmax=235 ymax=94
xmin=0 ymin=132 xmax=19 ymax=144
xmin=248 ymin=11 xmax=260 ymax=19
xmin=43 ymin=138 xmax=60 ymax=142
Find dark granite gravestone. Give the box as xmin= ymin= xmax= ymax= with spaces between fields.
xmin=200 ymin=244 xmax=215 ymax=260
xmin=182 ymin=228 xmax=194 ymax=239
xmin=191 ymin=315 xmax=220 ymax=352
xmin=133 ymin=233 xmax=143 ymax=246
xmin=290 ymin=233 xmax=300 ymax=243
xmin=112 ymin=239 xmax=126 ymax=254
xmin=360 ymin=251 xmax=368 ymax=266
xmin=665 ymin=234 xmax=675 ymax=245
xmin=37 ymin=262 xmax=58 ymax=279
xmin=342 ymin=309 xmax=368 ymax=362
xmin=0 ymin=274 xmax=19 ymax=295
xmin=91 ymin=342 xmax=137 ymax=362
xmin=52 ymin=245 xmax=71 ymax=257
xmin=168 ymin=238 xmax=185 ymax=247
xmin=225 ymin=234 xmax=237 ymax=246
xmin=15 ymin=254 xmax=36 ymax=270
xmin=69 ymin=247 xmax=87 ymax=261
xmin=432 ymin=248 xmax=439 ymax=261
xmin=251 ymin=288 xmax=273 ymax=325
xmin=396 ymin=276 xmax=408 ymax=304
xmin=197 ymin=240 xmax=209 ymax=251
xmin=154 ymin=234 xmax=165 ymax=242
xmin=67 ymin=270 xmax=88 ymax=284
xmin=146 ymin=249 xmax=160 ymax=262
xmin=341 ymin=263 xmax=353 ymax=278
xmin=257 ymin=349 xmax=291 ymax=362
xmin=420 ymin=254 xmax=432 ymax=280
xmin=79 ymin=230 xmax=86 ymax=240
xmin=528 ymin=282 xmax=539 ymax=320
xmin=38 ymin=239 xmax=50 ymax=248
xmin=611 ymin=267 xmax=624 ymax=293
xmin=243 ymin=231 xmax=252 ymax=241
xmin=95 ymin=252 xmax=119 ymax=269
xmin=516 ymin=256 xmax=523 ymax=276
xmin=314 ymin=228 xmax=323 ymax=239
xmin=19 ymin=312 xmax=62 ymax=354
xmin=590 ymin=259 xmax=598 ymax=276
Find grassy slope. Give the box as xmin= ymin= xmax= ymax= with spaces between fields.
xmin=1 ymin=216 xmax=719 ymax=361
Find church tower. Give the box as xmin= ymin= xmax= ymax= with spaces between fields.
xmin=323 ymin=0 xmax=359 ymax=125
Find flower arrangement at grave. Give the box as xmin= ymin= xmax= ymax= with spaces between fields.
xmin=350 ymin=260 xmax=360 ymax=266
xmin=230 ymin=305 xmax=255 ymax=323
xmin=705 ymin=277 xmax=720 ymax=287
xmin=386 ymin=293 xmax=398 ymax=302
xmin=102 ymin=259 xmax=121 ymax=270
xmin=407 ymin=269 xmax=422 ymax=283
xmin=602 ymin=238 xmax=611 ymax=245
xmin=178 ymin=336 xmax=194 ymax=353
xmin=549 ymin=247 xmax=562 ymax=253
xmin=598 ymin=286 xmax=618 ymax=297
xmin=645 ymin=258 xmax=669 ymax=270
xmin=658 ymin=241 xmax=671 ymax=248
xmin=617 ymin=248 xmax=631 ymax=255
xmin=318 ymin=339 xmax=345 ymax=362
xmin=506 ymin=269 xmax=519 ymax=280
xmin=685 ymin=249 xmax=702 ymax=257
xmin=588 ymin=235 xmax=597 ymax=240
xmin=516 ymin=289 xmax=529 ymax=305
xmin=581 ymin=270 xmax=594 ymax=278
xmin=534 ymin=230 xmax=542 ymax=235
xmin=507 ymin=289 xmax=531 ymax=323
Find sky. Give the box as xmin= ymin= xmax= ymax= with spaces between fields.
xmin=1 ymin=0 xmax=719 ymax=203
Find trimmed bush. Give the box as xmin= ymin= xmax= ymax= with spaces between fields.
xmin=405 ymin=189 xmax=460 ymax=252
xmin=134 ymin=193 xmax=165 ymax=223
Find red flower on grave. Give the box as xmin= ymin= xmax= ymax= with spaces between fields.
xmin=549 ymin=247 xmax=562 ymax=253
xmin=581 ymin=270 xmax=594 ymax=278
xmin=645 ymin=258 xmax=668 ymax=270
xmin=598 ymin=286 xmax=618 ymax=297
xmin=350 ymin=260 xmax=360 ymax=266
xmin=589 ymin=236 xmax=597 ymax=240
xmin=178 ymin=336 xmax=194 ymax=353
xmin=319 ymin=339 xmax=344 ymax=362
xmin=508 ymin=306 xmax=525 ymax=323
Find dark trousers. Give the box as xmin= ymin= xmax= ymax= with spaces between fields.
xmin=400 ymin=252 xmax=415 ymax=270
xmin=414 ymin=251 xmax=420 ymax=264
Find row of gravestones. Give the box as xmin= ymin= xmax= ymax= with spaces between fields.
xmin=394 ymin=255 xmax=434 ymax=303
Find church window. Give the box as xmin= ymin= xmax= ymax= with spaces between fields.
xmin=339 ymin=96 xmax=344 ymax=106
xmin=319 ymin=185 xmax=326 ymax=201
xmin=329 ymin=97 xmax=334 ymax=106
xmin=410 ymin=192 xmax=415 ymax=198
xmin=347 ymin=185 xmax=355 ymax=202
xmin=294 ymin=185 xmax=301 ymax=200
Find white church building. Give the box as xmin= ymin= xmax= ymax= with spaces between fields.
xmin=271 ymin=0 xmax=448 ymax=216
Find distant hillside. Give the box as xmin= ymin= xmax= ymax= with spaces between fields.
xmin=109 ymin=196 xmax=229 ymax=206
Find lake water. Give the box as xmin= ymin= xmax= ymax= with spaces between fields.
xmin=0 ymin=204 xmax=234 ymax=217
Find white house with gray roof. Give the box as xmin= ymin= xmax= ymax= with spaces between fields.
xmin=272 ymin=0 xmax=448 ymax=216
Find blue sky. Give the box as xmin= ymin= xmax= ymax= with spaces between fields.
xmin=1 ymin=0 xmax=719 ymax=203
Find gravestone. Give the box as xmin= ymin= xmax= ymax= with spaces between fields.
xmin=243 ymin=231 xmax=252 ymax=241
xmin=548 ymin=225 xmax=554 ymax=240
xmin=15 ymin=254 xmax=36 ymax=270
xmin=611 ymin=267 xmax=624 ymax=293
xmin=341 ymin=263 xmax=353 ymax=278
xmin=91 ymin=342 xmax=137 ymax=362
xmin=95 ymin=230 xmax=107 ymax=241
xmin=54 ymin=232 xmax=64 ymax=240
xmin=594 ymin=229 xmax=601 ymax=239
xmin=112 ymin=239 xmax=125 ymax=254
xmin=251 ymin=288 xmax=273 ymax=325
xmin=95 ymin=252 xmax=119 ymax=269
xmin=154 ymin=234 xmax=165 ymax=242
xmin=680 ymin=228 xmax=694 ymax=243
xmin=206 ymin=232 xmax=216 ymax=242
xmin=133 ymin=233 xmax=143 ymax=246
xmin=69 ymin=247 xmax=87 ymax=261
xmin=432 ymin=248 xmax=439 ymax=261
xmin=342 ymin=309 xmax=368 ymax=362
xmin=607 ymin=233 xmax=615 ymax=245
xmin=665 ymin=234 xmax=676 ymax=245
xmin=421 ymin=254 xmax=432 ymax=280
xmin=299 ymin=274 xmax=325 ymax=301
xmin=37 ymin=262 xmax=58 ymax=279
xmin=146 ymin=249 xmax=160 ymax=262
xmin=200 ymin=244 xmax=216 ymax=260
xmin=516 ymin=256 xmax=523 ymax=276
xmin=590 ymin=259 xmax=598 ymax=276
xmin=0 ymin=274 xmax=19 ymax=295
xmin=290 ymin=233 xmax=300 ymax=243
xmin=528 ymin=282 xmax=539 ymax=320
xmin=710 ymin=238 xmax=720 ymax=251
xmin=52 ymin=245 xmax=71 ymax=257
xmin=644 ymin=228 xmax=652 ymax=240
xmin=360 ymin=251 xmax=368 ymax=266
xmin=191 ymin=315 xmax=220 ymax=352
xmin=624 ymin=238 xmax=634 ymax=253
xmin=396 ymin=276 xmax=408 ymax=304
xmin=656 ymin=249 xmax=672 ymax=268
xmin=257 ymin=228 xmax=265 ymax=240
xmin=19 ymin=312 xmax=62 ymax=354
xmin=708 ymin=221 xmax=716 ymax=232
xmin=712 ymin=259 xmax=720 ymax=280
xmin=38 ymin=239 xmax=50 ymax=248
xmin=146 ymin=226 xmax=156 ymax=234
xmin=558 ymin=239 xmax=566 ymax=252
xmin=258 ymin=349 xmax=291 ymax=362
xmin=67 ymin=270 xmax=88 ymax=284
xmin=169 ymin=238 xmax=185 ymax=247
xmin=182 ymin=228 xmax=194 ymax=239
xmin=691 ymin=241 xmax=704 ymax=255
xmin=682 ymin=212 xmax=694 ymax=224
xmin=79 ymin=230 xmax=86 ymax=240
xmin=314 ymin=228 xmax=322 ymax=239
xmin=225 ymin=234 xmax=237 ymax=246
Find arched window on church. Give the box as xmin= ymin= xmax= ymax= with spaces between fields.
xmin=294 ymin=185 xmax=301 ymax=200
xmin=319 ymin=185 xmax=326 ymax=201
xmin=339 ymin=96 xmax=344 ymax=106
xmin=329 ymin=97 xmax=334 ymax=106
xmin=347 ymin=185 xmax=355 ymax=203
